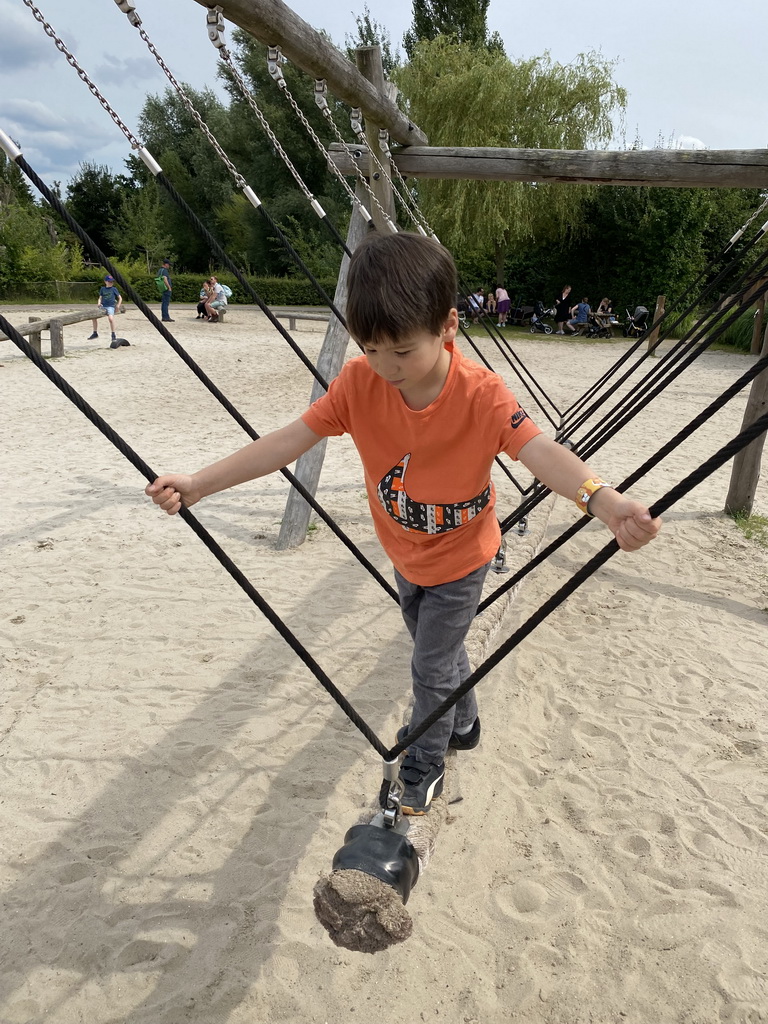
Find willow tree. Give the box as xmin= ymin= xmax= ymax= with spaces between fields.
xmin=394 ymin=38 xmax=627 ymax=280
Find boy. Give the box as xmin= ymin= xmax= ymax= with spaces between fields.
xmin=88 ymin=274 xmax=123 ymax=348
xmin=146 ymin=233 xmax=660 ymax=814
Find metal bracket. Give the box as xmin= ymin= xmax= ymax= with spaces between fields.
xmin=206 ymin=6 xmax=226 ymax=50
xmin=267 ymin=46 xmax=286 ymax=88
xmin=491 ymin=540 xmax=510 ymax=574
xmin=313 ymin=79 xmax=329 ymax=114
xmin=380 ymin=758 xmax=404 ymax=829
xmin=113 ymin=0 xmax=141 ymax=27
xmin=350 ymin=107 xmax=364 ymax=138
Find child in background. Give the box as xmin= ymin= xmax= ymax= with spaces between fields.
xmin=88 ymin=275 xmax=124 ymax=348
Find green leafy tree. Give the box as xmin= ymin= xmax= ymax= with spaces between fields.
xmin=109 ymin=179 xmax=175 ymax=273
xmin=403 ymin=0 xmax=503 ymax=57
xmin=65 ymin=162 xmax=133 ymax=255
xmin=394 ymin=39 xmax=626 ymax=279
xmin=132 ymin=85 xmax=237 ymax=270
xmin=346 ymin=4 xmax=400 ymax=75
xmin=217 ymin=30 xmax=350 ymax=274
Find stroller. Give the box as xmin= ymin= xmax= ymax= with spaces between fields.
xmin=529 ymin=301 xmax=554 ymax=335
xmin=624 ymin=305 xmax=649 ymax=338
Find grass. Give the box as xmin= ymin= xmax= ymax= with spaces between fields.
xmin=730 ymin=511 xmax=768 ymax=549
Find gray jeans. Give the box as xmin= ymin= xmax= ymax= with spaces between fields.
xmin=394 ymin=561 xmax=490 ymax=765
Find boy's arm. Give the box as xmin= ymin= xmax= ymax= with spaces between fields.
xmin=146 ymin=417 xmax=323 ymax=515
xmin=516 ymin=434 xmax=661 ymax=552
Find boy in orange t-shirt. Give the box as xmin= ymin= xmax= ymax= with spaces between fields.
xmin=146 ymin=233 xmax=661 ymax=814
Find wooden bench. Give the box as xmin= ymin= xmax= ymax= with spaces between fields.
xmin=0 ymin=308 xmax=110 ymax=357
xmin=273 ymin=310 xmax=331 ymax=331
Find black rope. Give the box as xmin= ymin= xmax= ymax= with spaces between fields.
xmin=563 ymin=248 xmax=768 ymax=446
xmin=574 ymin=273 xmax=768 ymax=466
xmin=560 ymin=223 xmax=768 ymax=429
xmin=390 ymin=406 xmax=768 ymax=759
xmin=497 ymin=271 xmax=768 ymax=537
xmin=12 ymin=154 xmax=399 ymax=603
xmin=478 ymin=339 xmax=768 ymax=614
xmin=0 ymin=312 xmax=391 ymax=759
xmin=155 ymin=172 xmax=331 ymax=390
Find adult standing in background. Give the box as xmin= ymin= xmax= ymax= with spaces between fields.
xmin=159 ymin=259 xmax=173 ymax=322
xmin=554 ymin=285 xmax=572 ymax=334
xmin=495 ymin=284 xmax=511 ymax=327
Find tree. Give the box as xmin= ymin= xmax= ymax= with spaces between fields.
xmin=403 ymin=0 xmax=503 ymax=57
xmin=394 ymin=39 xmax=626 ymax=279
xmin=65 ymin=162 xmax=133 ymax=255
xmin=109 ymin=179 xmax=174 ymax=273
xmin=346 ymin=4 xmax=400 ymax=75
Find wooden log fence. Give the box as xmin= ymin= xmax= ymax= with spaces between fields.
xmin=0 ymin=308 xmax=109 ymax=357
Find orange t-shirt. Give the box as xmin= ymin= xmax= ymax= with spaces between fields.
xmin=302 ymin=343 xmax=541 ymax=586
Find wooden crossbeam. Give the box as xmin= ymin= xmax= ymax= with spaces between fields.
xmin=191 ymin=0 xmax=427 ymax=147
xmin=328 ymin=144 xmax=768 ymax=188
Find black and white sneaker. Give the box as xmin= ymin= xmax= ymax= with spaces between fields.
xmin=398 ymin=755 xmax=444 ymax=815
xmin=397 ymin=715 xmax=481 ymax=753
xmin=448 ymin=716 xmax=481 ymax=751
xmin=87 ymin=332 xmax=98 ymax=340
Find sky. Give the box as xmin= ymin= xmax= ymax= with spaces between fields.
xmin=1 ymin=0 xmax=766 ymax=190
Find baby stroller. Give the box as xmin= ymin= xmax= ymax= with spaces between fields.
xmin=529 ymin=301 xmax=554 ymax=335
xmin=624 ymin=305 xmax=649 ymax=338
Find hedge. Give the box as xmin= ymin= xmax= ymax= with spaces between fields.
xmin=0 ymin=274 xmax=338 ymax=307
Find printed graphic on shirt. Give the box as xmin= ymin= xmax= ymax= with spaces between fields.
xmin=510 ymin=409 xmax=529 ymax=429
xmin=377 ymin=453 xmax=491 ymax=534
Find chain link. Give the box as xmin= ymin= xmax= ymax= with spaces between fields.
xmin=21 ymin=0 xmax=142 ymax=151
xmin=262 ymin=50 xmax=387 ymax=229
xmin=118 ymin=7 xmax=247 ymax=190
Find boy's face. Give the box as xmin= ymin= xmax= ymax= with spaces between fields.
xmin=360 ymin=311 xmax=457 ymax=395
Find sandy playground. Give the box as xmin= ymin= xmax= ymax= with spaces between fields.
xmin=1 ymin=302 xmax=767 ymax=1023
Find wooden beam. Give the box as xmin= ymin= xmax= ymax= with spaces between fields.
xmin=328 ymin=144 xmax=768 ymax=188
xmin=355 ymin=46 xmax=396 ymax=232
xmin=191 ymin=0 xmax=427 ymax=147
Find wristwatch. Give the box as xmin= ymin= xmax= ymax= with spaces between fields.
xmin=575 ymin=477 xmax=612 ymax=517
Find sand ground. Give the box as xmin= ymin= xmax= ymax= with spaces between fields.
xmin=1 ymin=303 xmax=767 ymax=1024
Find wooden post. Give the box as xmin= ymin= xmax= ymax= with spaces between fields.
xmin=646 ymin=295 xmax=666 ymax=354
xmin=724 ymin=319 xmax=768 ymax=516
xmin=27 ymin=316 xmax=42 ymax=356
xmin=49 ymin=319 xmax=64 ymax=358
xmin=276 ymin=182 xmax=370 ymax=549
xmin=355 ymin=46 xmax=396 ymax=230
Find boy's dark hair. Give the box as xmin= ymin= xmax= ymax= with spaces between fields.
xmin=346 ymin=232 xmax=457 ymax=346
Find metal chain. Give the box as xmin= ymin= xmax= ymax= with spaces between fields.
xmin=20 ymin=0 xmax=142 ymax=151
xmin=114 ymin=1 xmax=247 ymax=190
xmin=266 ymin=49 xmax=395 ymax=232
xmin=349 ymin=111 xmax=435 ymax=239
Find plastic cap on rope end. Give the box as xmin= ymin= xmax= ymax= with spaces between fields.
xmin=310 ymin=198 xmax=326 ymax=219
xmin=137 ymin=147 xmax=162 ymax=177
xmin=241 ymin=185 xmax=262 ymax=210
xmin=0 ymin=128 xmax=22 ymax=162
xmin=331 ymin=823 xmax=420 ymax=904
